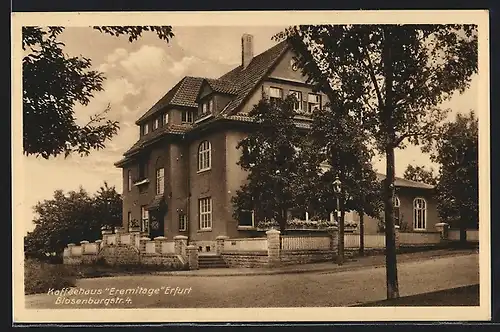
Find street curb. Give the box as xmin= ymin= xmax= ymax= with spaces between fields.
xmin=151 ymin=251 xmax=477 ymax=278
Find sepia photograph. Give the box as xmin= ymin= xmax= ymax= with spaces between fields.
xmin=12 ymin=10 xmax=490 ymax=323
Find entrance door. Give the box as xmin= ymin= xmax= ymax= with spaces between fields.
xmin=149 ymin=211 xmax=165 ymax=238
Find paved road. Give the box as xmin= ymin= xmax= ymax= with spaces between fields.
xmin=25 ymin=253 xmax=479 ymax=308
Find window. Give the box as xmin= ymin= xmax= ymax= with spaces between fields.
xmin=308 ymin=93 xmax=321 ymax=113
xmin=413 ymin=197 xmax=427 ymax=230
xmin=163 ymin=112 xmax=169 ymax=126
xmin=289 ymin=90 xmax=303 ymax=111
xmin=181 ymin=110 xmax=194 ymax=123
xmin=199 ymin=197 xmax=212 ymax=230
xmin=141 ymin=206 xmax=149 ymax=233
xmin=179 ymin=214 xmax=187 ymax=231
xmin=127 ymin=170 xmax=132 ymax=191
xmin=156 ymin=168 xmax=164 ymax=195
xmin=139 ymin=163 xmax=148 ymax=179
xmin=238 ymin=210 xmax=255 ymax=227
xmin=393 ymin=195 xmax=401 ymax=226
xmin=202 ymin=102 xmax=208 ymax=114
xmin=142 ymin=123 xmax=149 ymax=135
xmin=209 ymin=99 xmax=214 ymax=113
xmin=153 ymin=118 xmax=160 ymax=130
xmin=269 ymin=87 xmax=283 ymax=104
xmin=198 ymin=140 xmax=211 ymax=171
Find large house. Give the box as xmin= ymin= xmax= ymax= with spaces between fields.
xmin=114 ymin=34 xmax=440 ymax=247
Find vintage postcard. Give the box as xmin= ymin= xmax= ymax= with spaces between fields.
xmin=12 ymin=10 xmax=490 ymax=323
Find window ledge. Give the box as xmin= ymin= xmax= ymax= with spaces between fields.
xmin=197 ymin=168 xmax=211 ymax=174
xmin=238 ymin=226 xmax=257 ymax=231
xmin=133 ymin=178 xmax=150 ymax=186
xmin=198 ymin=228 xmax=212 ymax=233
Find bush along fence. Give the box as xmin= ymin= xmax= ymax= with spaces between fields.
xmin=62 ymin=222 xmax=478 ymax=270
xmin=62 ymin=227 xmax=198 ymax=270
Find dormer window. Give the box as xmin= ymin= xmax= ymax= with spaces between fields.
xmin=201 ymin=98 xmax=214 ymax=115
xmin=153 ymin=118 xmax=160 ymax=131
xmin=308 ymin=93 xmax=321 ymax=113
xmin=142 ymin=123 xmax=149 ymax=135
xmin=163 ymin=112 xmax=169 ymax=126
xmin=182 ymin=110 xmax=194 ymax=123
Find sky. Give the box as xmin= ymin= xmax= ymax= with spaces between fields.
xmin=20 ymin=26 xmax=479 ymax=234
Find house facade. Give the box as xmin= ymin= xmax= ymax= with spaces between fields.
xmin=114 ymin=34 xmax=440 ymax=247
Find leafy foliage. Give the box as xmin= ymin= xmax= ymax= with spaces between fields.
xmin=403 ymin=165 xmax=438 ymax=186
xmin=231 ymin=96 xmax=302 ymax=232
xmin=429 ymin=111 xmax=479 ymax=234
xmin=22 ymin=26 xmax=174 ymax=159
xmin=24 ymin=182 xmax=122 ymax=258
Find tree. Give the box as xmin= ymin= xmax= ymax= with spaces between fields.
xmin=426 ymin=111 xmax=479 ymax=242
xmin=22 ymin=26 xmax=174 ymax=159
xmin=231 ymin=96 xmax=302 ymax=233
xmin=275 ymin=24 xmax=477 ymax=299
xmin=403 ymin=164 xmax=438 ymax=186
xmin=24 ymin=182 xmax=122 ymax=259
xmin=305 ymin=104 xmax=381 ymax=263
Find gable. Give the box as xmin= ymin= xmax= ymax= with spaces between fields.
xmin=267 ymin=49 xmax=309 ymax=83
xmin=197 ymin=81 xmax=214 ymax=102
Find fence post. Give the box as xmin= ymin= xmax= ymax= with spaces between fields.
xmin=174 ymin=235 xmax=188 ymax=258
xmin=186 ymin=245 xmax=199 ymax=270
xmin=67 ymin=243 xmax=75 ymax=256
xmin=139 ymin=237 xmax=151 ymax=253
xmin=153 ymin=236 xmax=167 ymax=254
xmin=101 ymin=229 xmax=112 ymax=246
xmin=395 ymin=225 xmax=401 ymax=249
xmin=435 ymin=222 xmax=450 ymax=241
xmin=266 ymin=229 xmax=281 ymax=267
xmin=216 ymin=235 xmax=229 ymax=255
xmin=80 ymin=240 xmax=89 ymax=254
xmin=327 ymin=226 xmax=339 ymax=259
xmin=95 ymin=240 xmax=102 ymax=252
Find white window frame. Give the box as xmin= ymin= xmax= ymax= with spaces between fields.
xmin=127 ymin=170 xmax=132 ymax=192
xmin=413 ymin=197 xmax=427 ymax=230
xmin=209 ymin=99 xmax=214 ymax=113
xmin=199 ymin=197 xmax=212 ymax=230
xmin=153 ymin=117 xmax=160 ymax=130
xmin=142 ymin=123 xmax=149 ymax=135
xmin=141 ymin=206 xmax=149 ymax=233
xmin=202 ymin=102 xmax=208 ymax=114
xmin=269 ymin=87 xmax=283 ymax=104
xmin=163 ymin=112 xmax=169 ymax=126
xmin=156 ymin=167 xmax=164 ymax=195
xmin=179 ymin=214 xmax=187 ymax=231
xmin=182 ymin=110 xmax=193 ymax=123
xmin=393 ymin=195 xmax=401 ymax=225
xmin=289 ymin=90 xmax=303 ymax=111
xmin=198 ymin=140 xmax=212 ymax=171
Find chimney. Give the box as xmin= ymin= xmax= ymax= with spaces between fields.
xmin=241 ymin=34 xmax=254 ymax=69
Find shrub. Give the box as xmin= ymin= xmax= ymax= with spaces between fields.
xmin=24 ymin=258 xmax=76 ymax=295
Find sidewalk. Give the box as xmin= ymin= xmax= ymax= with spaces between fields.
xmin=154 ymin=248 xmax=478 ymax=277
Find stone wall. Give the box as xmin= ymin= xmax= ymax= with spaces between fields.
xmin=97 ymin=245 xmax=141 ymax=266
xmin=280 ymin=249 xmax=334 ymax=265
xmin=221 ymin=251 xmax=269 ymax=268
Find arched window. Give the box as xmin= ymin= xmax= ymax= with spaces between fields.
xmin=413 ymin=197 xmax=427 ymax=230
xmin=198 ymin=140 xmax=211 ymax=171
xmin=393 ymin=195 xmax=400 ymax=226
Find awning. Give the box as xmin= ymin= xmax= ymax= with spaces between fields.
xmin=146 ymin=195 xmax=167 ymax=211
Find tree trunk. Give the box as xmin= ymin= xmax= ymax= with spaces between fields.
xmin=382 ymin=26 xmax=399 ymax=300
xmin=384 ymin=146 xmax=400 ymax=299
xmin=359 ymin=210 xmax=365 ymax=256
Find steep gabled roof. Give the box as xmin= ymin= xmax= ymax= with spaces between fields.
xmin=135 ymin=76 xmax=204 ymax=125
xmin=376 ymin=173 xmax=435 ymax=190
xmin=219 ymin=40 xmax=289 ymax=116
